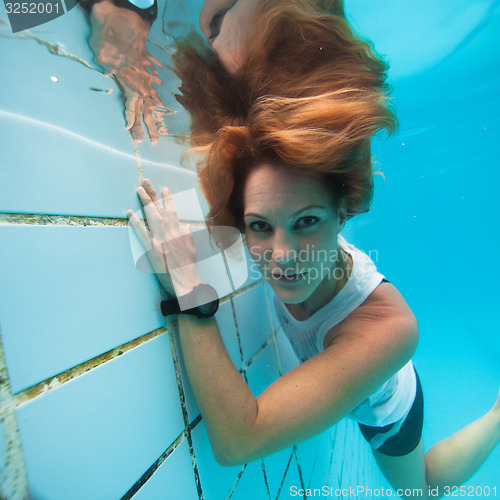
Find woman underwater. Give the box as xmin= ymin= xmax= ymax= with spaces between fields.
xmin=126 ymin=0 xmax=500 ymax=496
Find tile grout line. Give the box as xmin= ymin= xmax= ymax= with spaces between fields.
xmin=0 ymin=329 xmax=30 ymax=500
xmin=224 ymin=464 xmax=247 ymax=500
xmin=326 ymin=429 xmax=336 ymax=489
xmin=240 ymin=335 xmax=274 ymax=372
xmin=262 ymin=282 xmax=285 ymax=376
xmin=119 ymin=414 xmax=204 ymax=500
xmin=120 ymin=427 xmax=188 ymax=500
xmin=228 ymin=295 xmax=248 ymax=382
xmin=292 ymin=446 xmax=306 ymax=497
xmin=133 ymin=141 xmax=144 ymax=181
xmin=306 ymin=438 xmax=322 ymax=490
xmin=274 ymin=450 xmax=294 ymax=500
xmin=12 ymin=327 xmax=167 ymax=408
xmin=166 ymin=321 xmax=204 ymax=500
xmin=260 ymin=459 xmax=272 ymax=500
xmin=0 ymin=213 xmax=205 ymax=227
xmin=0 ymin=213 xmax=128 ymax=227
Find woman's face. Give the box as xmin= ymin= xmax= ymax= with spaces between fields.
xmin=243 ymin=162 xmax=346 ymax=307
xmin=199 ymin=0 xmax=260 ymax=76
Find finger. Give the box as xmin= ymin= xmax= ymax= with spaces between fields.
xmin=161 ymin=187 xmax=179 ymax=227
xmin=136 ymin=185 xmax=153 ymax=209
xmin=125 ymin=93 xmax=139 ymax=129
xmin=137 ymin=185 xmax=166 ymax=238
xmin=149 ymin=55 xmax=162 ymax=69
xmin=131 ymin=122 xmax=144 ymax=143
xmin=138 ymin=181 xmax=165 ymax=221
xmin=130 ymin=96 xmax=145 ymax=142
xmin=142 ymin=179 xmax=169 ymax=219
xmin=158 ymin=124 xmax=169 ymax=136
xmin=160 ymin=187 xmax=180 ymax=232
xmin=127 ymin=209 xmax=152 ymax=251
xmin=143 ymin=101 xmax=160 ymax=144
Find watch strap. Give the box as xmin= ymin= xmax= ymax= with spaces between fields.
xmin=161 ymin=284 xmax=220 ymax=319
xmin=160 ymin=296 xmax=181 ymax=317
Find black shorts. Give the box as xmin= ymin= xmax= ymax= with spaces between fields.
xmin=358 ymin=368 xmax=424 ymax=457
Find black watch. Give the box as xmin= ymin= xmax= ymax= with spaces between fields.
xmin=161 ymin=284 xmax=220 ymax=319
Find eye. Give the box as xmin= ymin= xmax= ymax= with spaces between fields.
xmin=247 ymin=220 xmax=272 ymax=233
xmin=208 ymin=0 xmax=237 ymax=42
xmin=294 ymin=216 xmax=320 ymax=230
xmin=208 ymin=11 xmax=226 ymax=41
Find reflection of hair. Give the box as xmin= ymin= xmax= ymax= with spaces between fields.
xmin=173 ymin=0 xmax=396 ymax=229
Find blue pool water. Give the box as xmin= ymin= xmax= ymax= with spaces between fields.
xmin=342 ymin=0 xmax=500 ymax=488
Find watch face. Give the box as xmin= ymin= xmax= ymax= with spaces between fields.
xmin=194 ymin=284 xmax=220 ymax=318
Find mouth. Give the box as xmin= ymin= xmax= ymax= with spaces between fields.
xmin=271 ymin=271 xmax=308 ymax=283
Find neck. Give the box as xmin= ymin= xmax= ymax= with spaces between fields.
xmin=286 ymin=248 xmax=352 ymax=320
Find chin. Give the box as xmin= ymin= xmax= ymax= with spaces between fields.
xmin=269 ymin=282 xmax=312 ymax=305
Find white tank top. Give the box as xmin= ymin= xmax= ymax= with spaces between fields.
xmin=272 ymin=235 xmax=416 ymax=427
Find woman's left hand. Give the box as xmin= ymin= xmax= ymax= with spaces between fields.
xmin=127 ymin=179 xmax=202 ymax=297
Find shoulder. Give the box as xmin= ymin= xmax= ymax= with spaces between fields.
xmin=324 ymin=281 xmax=419 ymax=371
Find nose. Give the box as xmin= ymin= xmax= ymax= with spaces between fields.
xmin=271 ymin=229 xmax=296 ymax=265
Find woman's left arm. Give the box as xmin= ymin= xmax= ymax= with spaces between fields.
xmin=176 ymin=283 xmax=418 ymax=467
xmin=129 ymin=180 xmax=418 ymax=467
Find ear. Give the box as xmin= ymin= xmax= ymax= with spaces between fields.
xmin=337 ymin=200 xmax=347 ymax=232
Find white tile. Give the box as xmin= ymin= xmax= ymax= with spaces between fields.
xmin=262 ymin=447 xmax=295 ymax=500
xmin=0 ymin=11 xmax=133 ymax=152
xmin=0 ymin=4 xmax=192 ymax=164
xmin=230 ymin=461 xmax=270 ymax=500
xmin=132 ymin=439 xmax=199 ymax=500
xmin=294 ymin=435 xmax=324 ymax=490
xmin=0 ymin=419 xmax=4 ymax=487
xmin=0 ymin=10 xmax=197 ymax=219
xmin=276 ymin=454 xmax=302 ymax=500
xmin=0 ymin=112 xmax=142 ymax=218
xmin=139 ymin=166 xmax=208 ymax=221
xmin=273 ymin=329 xmax=300 ymax=376
xmin=15 ymin=334 xmax=185 ymax=500
xmin=190 ymin=421 xmax=243 ymax=500
xmin=331 ymin=420 xmax=362 ymax=489
xmin=307 ymin=431 xmax=337 ymax=490
xmin=244 ymin=342 xmax=281 ymax=399
xmin=0 ymin=224 xmax=165 ymax=392
xmin=233 ymin=285 xmax=275 ymax=364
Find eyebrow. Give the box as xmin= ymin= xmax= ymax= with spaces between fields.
xmin=244 ymin=204 xmax=327 ymax=219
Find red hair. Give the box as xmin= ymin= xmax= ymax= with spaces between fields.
xmin=173 ymin=0 xmax=396 ymax=229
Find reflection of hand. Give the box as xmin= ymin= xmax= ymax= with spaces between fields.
xmin=127 ymin=179 xmax=202 ymax=297
xmin=89 ymin=0 xmax=167 ymax=143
